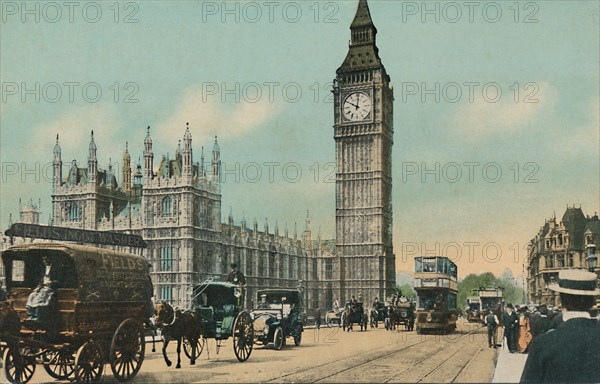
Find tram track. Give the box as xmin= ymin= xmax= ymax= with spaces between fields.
xmin=381 ymin=326 xmax=483 ymax=383
xmin=414 ymin=331 xmax=484 ymax=383
xmin=266 ymin=325 xmax=482 ymax=383
xmin=448 ymin=341 xmax=487 ymax=383
xmin=264 ymin=329 xmax=433 ymax=383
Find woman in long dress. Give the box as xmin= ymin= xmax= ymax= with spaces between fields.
xmin=517 ymin=307 xmax=533 ymax=353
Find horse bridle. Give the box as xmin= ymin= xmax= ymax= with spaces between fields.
xmin=158 ymin=304 xmax=178 ymax=326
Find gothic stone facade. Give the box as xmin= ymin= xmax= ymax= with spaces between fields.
xmin=46 ymin=0 xmax=395 ymax=311
xmin=527 ymin=207 xmax=600 ymax=307
xmin=50 ymin=127 xmax=323 ymax=309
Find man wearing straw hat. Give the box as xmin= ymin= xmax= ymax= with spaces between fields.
xmin=520 ymin=269 xmax=600 ymax=383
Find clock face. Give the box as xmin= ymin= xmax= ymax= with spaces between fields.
xmin=343 ymin=92 xmax=372 ymax=121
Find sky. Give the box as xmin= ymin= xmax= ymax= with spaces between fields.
xmin=1 ymin=0 xmax=599 ymax=278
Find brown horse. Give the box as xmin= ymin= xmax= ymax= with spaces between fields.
xmin=154 ymin=301 xmax=202 ymax=369
xmin=0 ymin=302 xmax=20 ymax=339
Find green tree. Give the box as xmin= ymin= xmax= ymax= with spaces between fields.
xmin=497 ymin=269 xmax=526 ymax=305
xmin=457 ymin=272 xmax=497 ymax=309
xmin=457 ymin=271 xmax=524 ymax=309
xmin=397 ymin=283 xmax=417 ymax=300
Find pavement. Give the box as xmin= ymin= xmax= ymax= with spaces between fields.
xmin=491 ymin=331 xmax=529 ymax=383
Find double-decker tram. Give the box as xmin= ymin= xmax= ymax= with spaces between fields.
xmin=478 ymin=288 xmax=504 ymax=320
xmin=413 ymin=256 xmax=458 ymax=334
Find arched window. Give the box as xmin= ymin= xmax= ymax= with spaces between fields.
xmin=160 ymin=247 xmax=173 ymax=271
xmin=162 ymin=196 xmax=172 ymax=215
xmin=160 ymin=286 xmax=172 ymax=302
xmin=68 ymin=203 xmax=81 ymax=221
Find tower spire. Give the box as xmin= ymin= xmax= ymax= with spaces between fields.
xmin=88 ymin=131 xmax=97 ymax=184
xmin=351 ymin=0 xmax=375 ymax=30
xmin=53 ymin=134 xmax=62 ymax=189
xmin=337 ymin=0 xmax=382 ymax=73
xmin=122 ymin=142 xmax=132 ymax=192
xmin=143 ymin=126 xmax=154 ymax=181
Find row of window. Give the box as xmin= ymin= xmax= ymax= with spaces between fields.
xmin=544 ymin=253 xmax=576 ymax=269
xmin=545 ymin=233 xmax=569 ymax=248
xmin=157 ymin=246 xmax=306 ymax=278
xmin=160 ymin=196 xmax=215 ymax=229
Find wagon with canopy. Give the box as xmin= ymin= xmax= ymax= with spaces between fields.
xmin=0 ymin=242 xmax=151 ymax=384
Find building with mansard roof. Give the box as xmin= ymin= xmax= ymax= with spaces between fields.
xmin=527 ymin=206 xmax=600 ymax=307
xmin=48 ymin=126 xmax=336 ymax=310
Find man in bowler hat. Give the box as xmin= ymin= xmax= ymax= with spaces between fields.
xmin=501 ymin=303 xmax=519 ymax=352
xmin=227 ymin=262 xmax=246 ymax=285
xmin=521 ymin=269 xmax=600 ymax=383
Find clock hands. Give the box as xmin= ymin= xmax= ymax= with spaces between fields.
xmin=346 ymin=101 xmax=360 ymax=110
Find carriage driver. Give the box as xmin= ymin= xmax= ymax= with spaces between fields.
xmin=227 ymin=262 xmax=246 ymax=286
xmin=26 ymin=255 xmax=58 ymax=328
xmin=372 ymin=297 xmax=382 ymax=310
xmin=257 ymin=293 xmax=269 ymax=309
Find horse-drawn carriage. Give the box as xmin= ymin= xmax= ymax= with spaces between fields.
xmin=0 ymin=243 xmax=150 ymax=384
xmin=325 ymin=309 xmax=343 ymax=327
xmin=385 ymin=302 xmax=415 ymax=331
xmin=188 ymin=281 xmax=254 ymax=362
xmin=341 ymin=302 xmax=368 ymax=332
xmin=250 ymin=289 xmax=304 ymax=350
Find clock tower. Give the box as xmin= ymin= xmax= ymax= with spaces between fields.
xmin=333 ymin=0 xmax=395 ymax=304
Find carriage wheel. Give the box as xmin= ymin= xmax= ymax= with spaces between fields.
xmin=74 ymin=341 xmax=104 ymax=384
xmin=293 ymin=325 xmax=302 ymax=346
xmin=3 ymin=347 xmax=36 ymax=384
xmin=273 ymin=327 xmax=284 ymax=351
xmin=110 ymin=318 xmax=145 ymax=382
xmin=43 ymin=349 xmax=75 ymax=380
xmin=232 ymin=311 xmax=253 ymax=362
xmin=183 ymin=337 xmax=205 ymax=360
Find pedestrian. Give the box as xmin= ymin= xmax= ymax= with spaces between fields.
xmin=548 ymin=307 xmax=563 ymax=330
xmin=529 ymin=306 xmax=541 ymax=336
xmin=0 ymin=279 xmax=7 ymax=302
xmin=501 ymin=303 xmax=519 ymax=353
xmin=333 ymin=298 xmax=340 ymax=312
xmin=484 ymin=310 xmax=499 ymax=348
xmin=532 ymin=306 xmax=551 ymax=339
xmin=520 ymin=269 xmax=600 ymax=383
xmin=316 ymin=308 xmax=322 ymax=330
xmin=517 ymin=306 xmax=532 ymax=353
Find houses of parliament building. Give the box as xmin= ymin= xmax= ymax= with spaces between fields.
xmin=5 ymin=0 xmax=397 ymax=311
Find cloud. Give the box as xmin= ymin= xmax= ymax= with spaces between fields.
xmin=452 ymin=81 xmax=558 ymax=139
xmin=153 ymin=85 xmax=279 ymax=147
xmin=30 ymin=103 xmax=124 ymax=165
xmin=557 ymin=95 xmax=600 ymax=154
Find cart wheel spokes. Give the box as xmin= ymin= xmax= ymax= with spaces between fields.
xmin=43 ymin=349 xmax=75 ymax=380
xmin=3 ymin=347 xmax=36 ymax=384
xmin=74 ymin=341 xmax=103 ymax=384
xmin=183 ymin=337 xmax=205 ymax=360
xmin=273 ymin=327 xmax=284 ymax=351
xmin=110 ymin=318 xmax=145 ymax=383
xmin=232 ymin=311 xmax=253 ymax=362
